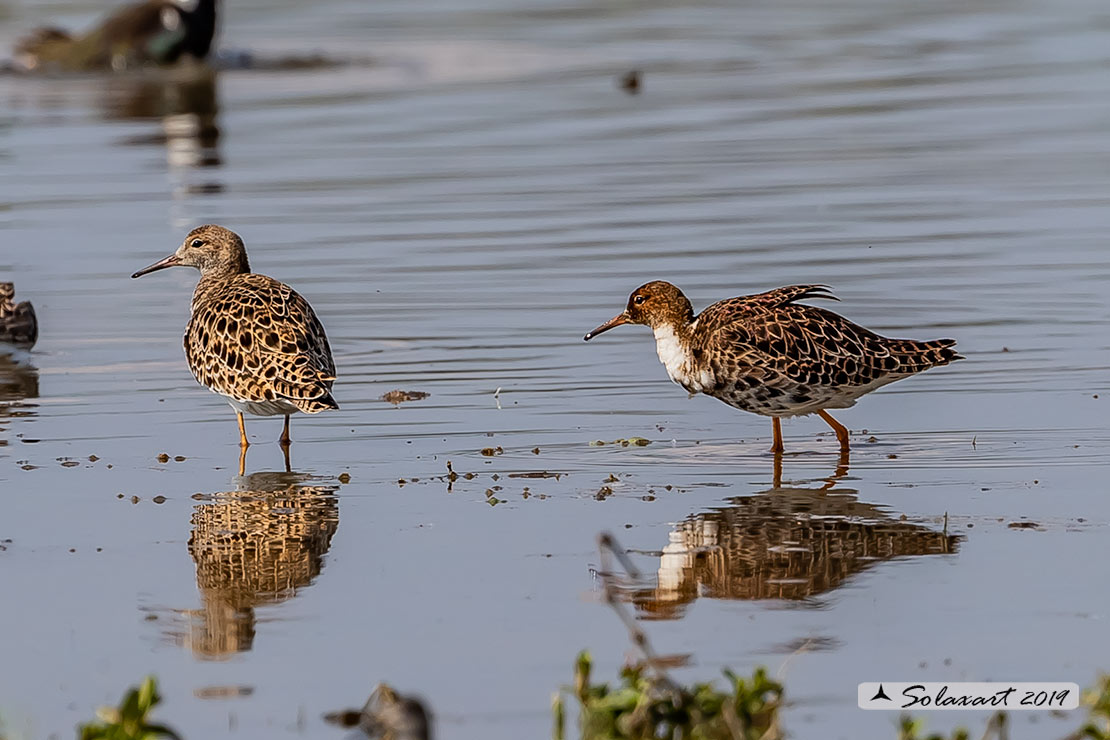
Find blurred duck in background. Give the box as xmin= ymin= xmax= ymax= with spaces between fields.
xmin=13 ymin=0 xmax=217 ymax=73
xmin=0 ymin=283 xmax=37 ymax=349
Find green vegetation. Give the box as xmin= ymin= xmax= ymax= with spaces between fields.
xmin=553 ymin=534 xmax=1110 ymax=740
xmin=1077 ymin=676 xmax=1110 ymax=740
xmin=553 ymin=651 xmax=783 ymax=740
xmin=46 ymin=663 xmax=1110 ymax=740
xmin=897 ymin=714 xmax=983 ymax=740
xmin=553 ymin=533 xmax=784 ymax=739
xmin=552 ymin=656 xmax=1110 ymax=740
xmin=43 ymin=535 xmax=1110 ymax=740
xmin=79 ymin=676 xmax=181 ymax=740
xmin=894 ymin=675 xmax=1110 ymax=740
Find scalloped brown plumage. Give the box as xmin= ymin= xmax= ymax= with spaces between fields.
xmin=132 ymin=225 xmax=337 ymax=449
xmin=585 ymin=281 xmax=962 ymax=454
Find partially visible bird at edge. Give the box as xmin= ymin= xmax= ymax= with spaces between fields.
xmin=0 ymin=283 xmax=38 ymax=349
xmin=584 ymin=281 xmax=962 ymax=455
xmin=13 ymin=0 xmax=217 ymax=73
xmin=131 ymin=225 xmax=338 ymax=454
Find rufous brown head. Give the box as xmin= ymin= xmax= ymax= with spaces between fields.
xmin=584 ymin=281 xmax=695 ymax=340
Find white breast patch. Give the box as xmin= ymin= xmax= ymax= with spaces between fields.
xmin=653 ymin=326 xmax=713 ymax=392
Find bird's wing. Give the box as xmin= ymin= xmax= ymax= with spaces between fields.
xmin=702 ymin=303 xmax=901 ymax=388
xmin=692 ymin=285 xmax=838 ymax=335
xmin=184 ymin=275 xmax=336 ymax=405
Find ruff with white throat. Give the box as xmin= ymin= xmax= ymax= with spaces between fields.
xmin=585 ymin=280 xmax=962 ymax=454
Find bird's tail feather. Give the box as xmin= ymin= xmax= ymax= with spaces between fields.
xmin=888 ymin=338 xmax=963 ymax=373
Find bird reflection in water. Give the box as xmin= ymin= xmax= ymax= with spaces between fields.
xmin=238 ymin=435 xmax=292 ymax=477
xmin=0 ymin=351 xmax=39 ymax=447
xmin=165 ymin=470 xmax=339 ymax=659
xmin=101 ymin=64 xmax=223 ymax=185
xmin=628 ymin=455 xmax=961 ymax=619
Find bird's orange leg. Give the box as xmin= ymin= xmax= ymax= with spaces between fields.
xmin=237 ymin=412 xmax=250 ymax=449
xmin=770 ymin=417 xmax=785 ymax=454
xmin=238 ymin=445 xmax=247 ymax=477
xmin=817 ymin=409 xmax=850 ymax=452
xmin=279 ymin=415 xmax=292 ymax=447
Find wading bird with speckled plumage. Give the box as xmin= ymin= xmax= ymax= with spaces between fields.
xmin=0 ymin=283 xmax=38 ymax=348
xmin=132 ymin=225 xmax=337 ymax=449
xmin=584 ymin=282 xmax=961 ymax=454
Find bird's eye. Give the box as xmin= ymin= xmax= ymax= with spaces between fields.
xmin=633 ymin=295 xmax=647 ymax=305
xmin=190 ymin=239 xmax=203 ymax=248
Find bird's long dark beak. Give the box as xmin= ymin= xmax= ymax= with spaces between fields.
xmin=131 ymin=253 xmax=182 ymax=278
xmin=584 ymin=311 xmax=631 ymax=341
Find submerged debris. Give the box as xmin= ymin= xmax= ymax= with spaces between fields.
xmin=380 ymin=390 xmax=431 ymax=405
xmin=193 ymin=685 xmax=253 ymax=700
xmin=619 ymin=70 xmax=642 ymax=94
xmin=324 ymin=683 xmax=431 ymax=740
xmin=590 ymin=437 xmax=652 ymax=448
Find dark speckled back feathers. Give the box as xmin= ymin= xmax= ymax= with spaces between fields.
xmin=690 ymin=286 xmax=961 ymax=414
xmin=185 ymin=273 xmax=338 ymax=414
xmin=693 ymin=284 xmax=838 ymax=335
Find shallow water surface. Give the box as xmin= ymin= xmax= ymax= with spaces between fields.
xmin=1 ymin=0 xmax=1109 ymax=738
